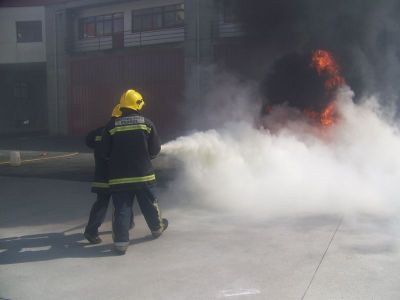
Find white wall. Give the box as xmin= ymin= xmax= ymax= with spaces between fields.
xmin=0 ymin=6 xmax=46 ymax=64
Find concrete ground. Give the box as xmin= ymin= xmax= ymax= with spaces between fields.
xmin=0 ymin=147 xmax=400 ymax=299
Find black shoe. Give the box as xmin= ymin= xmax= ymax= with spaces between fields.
xmin=152 ymin=218 xmax=168 ymax=239
xmin=84 ymin=232 xmax=102 ymax=244
xmin=114 ymin=244 xmax=128 ymax=255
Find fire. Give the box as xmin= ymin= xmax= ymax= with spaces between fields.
xmin=263 ymin=49 xmax=345 ymax=128
xmin=320 ymin=102 xmax=336 ymax=127
xmin=311 ymin=49 xmax=345 ymax=90
xmin=304 ymin=101 xmax=336 ymax=128
xmin=306 ymin=49 xmax=346 ymax=127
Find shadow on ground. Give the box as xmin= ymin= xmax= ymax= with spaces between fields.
xmin=0 ymin=225 xmax=155 ymax=265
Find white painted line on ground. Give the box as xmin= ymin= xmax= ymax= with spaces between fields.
xmin=220 ymin=288 xmax=261 ymax=298
xmin=19 ymin=246 xmax=52 ymax=252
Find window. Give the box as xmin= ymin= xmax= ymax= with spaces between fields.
xmin=14 ymin=82 xmax=28 ymax=99
xmin=164 ymin=5 xmax=184 ymax=27
xmin=16 ymin=21 xmax=42 ymax=43
xmin=79 ymin=13 xmax=124 ymax=39
xmin=113 ymin=13 xmax=124 ymax=33
xmin=80 ymin=17 xmax=96 ymax=39
xmin=132 ymin=4 xmax=184 ymax=33
xmin=132 ymin=7 xmax=162 ymax=32
xmin=103 ymin=15 xmax=112 ymax=35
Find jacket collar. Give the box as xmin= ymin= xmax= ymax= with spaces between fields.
xmin=121 ymin=108 xmax=140 ymax=117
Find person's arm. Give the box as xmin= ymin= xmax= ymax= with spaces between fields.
xmin=147 ymin=121 xmax=161 ymax=159
xmin=99 ymin=122 xmax=113 ymax=159
xmin=85 ymin=129 xmax=97 ymax=149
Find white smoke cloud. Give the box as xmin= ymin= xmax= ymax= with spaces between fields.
xmin=161 ymin=86 xmax=400 ymax=219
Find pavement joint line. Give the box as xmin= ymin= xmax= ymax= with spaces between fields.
xmin=300 ymin=215 xmax=344 ymax=300
xmin=0 ymin=152 xmax=80 ymax=165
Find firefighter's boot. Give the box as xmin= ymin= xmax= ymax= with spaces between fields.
xmin=152 ymin=218 xmax=168 ymax=238
xmin=84 ymin=232 xmax=102 ymax=244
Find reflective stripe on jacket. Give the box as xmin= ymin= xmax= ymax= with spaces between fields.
xmin=100 ymin=109 xmax=161 ymax=192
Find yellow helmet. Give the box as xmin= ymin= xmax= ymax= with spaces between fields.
xmin=119 ymin=89 xmax=145 ymax=111
xmin=111 ymin=104 xmax=122 ymax=118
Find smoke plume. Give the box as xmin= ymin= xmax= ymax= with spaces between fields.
xmin=161 ymin=1 xmax=400 ymax=219
xmin=162 ymin=83 xmax=400 ymax=218
xmin=229 ymin=0 xmax=400 ymax=109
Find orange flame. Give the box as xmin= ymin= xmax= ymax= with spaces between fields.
xmin=320 ymin=102 xmax=336 ymax=127
xmin=306 ymin=49 xmax=345 ymax=127
xmin=311 ymin=49 xmax=345 ymax=90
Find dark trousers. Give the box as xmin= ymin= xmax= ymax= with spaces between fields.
xmin=112 ymin=187 xmax=163 ymax=244
xmin=85 ymin=193 xmax=111 ymax=236
xmin=85 ymin=192 xmax=133 ymax=236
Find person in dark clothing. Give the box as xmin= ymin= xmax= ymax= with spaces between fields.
xmin=84 ymin=105 xmax=134 ymax=244
xmin=100 ymin=89 xmax=168 ymax=255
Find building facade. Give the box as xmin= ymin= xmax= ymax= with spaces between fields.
xmin=0 ymin=0 xmax=244 ymax=139
xmin=0 ymin=5 xmax=48 ymax=135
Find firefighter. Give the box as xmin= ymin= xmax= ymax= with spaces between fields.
xmin=100 ymin=89 xmax=168 ymax=255
xmin=84 ymin=104 xmax=134 ymax=244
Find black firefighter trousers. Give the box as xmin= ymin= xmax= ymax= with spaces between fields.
xmin=85 ymin=192 xmax=133 ymax=237
xmin=112 ymin=186 xmax=163 ymax=246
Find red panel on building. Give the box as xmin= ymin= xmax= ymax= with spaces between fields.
xmin=69 ymin=47 xmax=184 ymax=140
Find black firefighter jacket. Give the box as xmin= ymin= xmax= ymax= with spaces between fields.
xmin=85 ymin=126 xmax=110 ymax=193
xmin=99 ymin=109 xmax=161 ymax=192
